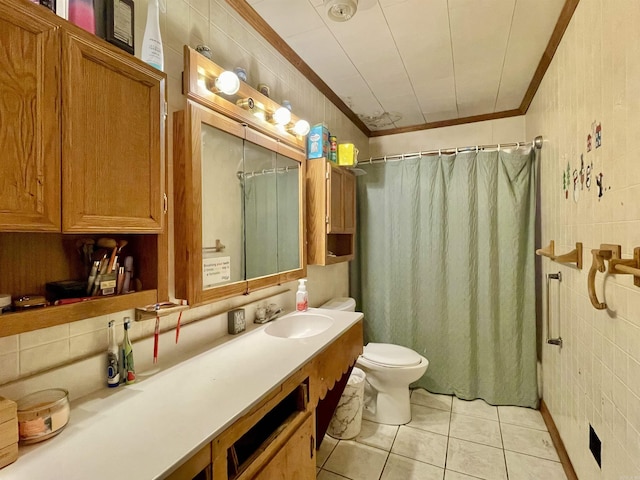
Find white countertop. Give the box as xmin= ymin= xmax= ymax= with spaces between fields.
xmin=0 ymin=308 xmax=363 ymax=480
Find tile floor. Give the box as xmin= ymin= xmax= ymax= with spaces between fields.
xmin=316 ymin=389 xmax=568 ymax=480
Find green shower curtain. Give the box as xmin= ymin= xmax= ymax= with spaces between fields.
xmin=244 ymin=173 xmax=278 ymax=279
xmin=244 ymin=168 xmax=300 ymax=278
xmin=351 ymin=148 xmax=538 ymax=408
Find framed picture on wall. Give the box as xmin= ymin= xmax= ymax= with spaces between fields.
xmin=105 ymin=0 xmax=135 ymax=55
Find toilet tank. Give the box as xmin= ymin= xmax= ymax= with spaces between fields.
xmin=320 ymin=297 xmax=356 ymax=312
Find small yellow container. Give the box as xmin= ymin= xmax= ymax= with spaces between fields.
xmin=338 ymin=143 xmax=359 ymax=166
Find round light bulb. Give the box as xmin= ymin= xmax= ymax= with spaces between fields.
xmin=293 ymin=119 xmax=311 ymax=136
xmin=272 ymin=107 xmax=292 ymax=126
xmin=215 ymin=71 xmax=240 ymax=95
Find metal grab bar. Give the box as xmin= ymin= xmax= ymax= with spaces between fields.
xmin=546 ymin=272 xmax=563 ymax=347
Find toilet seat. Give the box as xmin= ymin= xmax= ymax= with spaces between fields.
xmin=362 ymin=343 xmax=422 ymax=368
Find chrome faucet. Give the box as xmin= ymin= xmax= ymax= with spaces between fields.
xmin=254 ymin=303 xmax=283 ymax=324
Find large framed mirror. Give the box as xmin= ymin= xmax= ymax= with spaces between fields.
xmin=174 ymin=100 xmax=306 ymax=306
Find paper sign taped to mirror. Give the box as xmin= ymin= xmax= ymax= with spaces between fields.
xmin=203 ymin=256 xmax=231 ymax=289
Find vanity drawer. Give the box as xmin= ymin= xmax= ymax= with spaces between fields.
xmin=211 ymin=368 xmax=311 ymax=480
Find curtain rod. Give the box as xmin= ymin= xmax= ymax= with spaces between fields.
xmin=360 ymin=135 xmax=543 ymax=165
xmin=236 ymin=164 xmax=300 ymax=179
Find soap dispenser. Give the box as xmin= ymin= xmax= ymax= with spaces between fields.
xmin=296 ymin=279 xmax=308 ymax=312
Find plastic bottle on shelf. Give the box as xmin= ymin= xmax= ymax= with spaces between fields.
xmin=296 ymin=279 xmax=308 ymax=312
xmin=107 ymin=320 xmax=120 ymax=387
xmin=123 ymin=317 xmax=136 ymax=384
xmin=141 ymin=0 xmax=164 ymax=70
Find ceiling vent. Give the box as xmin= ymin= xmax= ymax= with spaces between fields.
xmin=325 ymin=0 xmax=358 ymax=22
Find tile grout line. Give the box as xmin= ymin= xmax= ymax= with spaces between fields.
xmin=319 ymin=437 xmax=340 ymax=471
xmin=443 ymin=397 xmax=454 ymax=474
xmin=375 ymin=428 xmax=397 ymax=480
xmin=498 ymin=406 xmax=510 ymax=479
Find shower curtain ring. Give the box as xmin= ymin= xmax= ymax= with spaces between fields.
xmin=497 ymin=144 xmax=501 ymax=151
xmin=438 ymin=148 xmax=441 ymax=157
xmin=516 ymin=142 xmax=520 ymax=149
xmin=384 ymin=156 xmax=387 ymax=163
xmin=455 ymin=147 xmax=458 ymax=154
xmin=475 ymin=145 xmax=478 ymax=153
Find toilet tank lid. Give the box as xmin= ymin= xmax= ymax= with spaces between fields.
xmin=320 ymin=297 xmax=356 ymax=311
xmin=363 ymin=343 xmax=422 ymax=367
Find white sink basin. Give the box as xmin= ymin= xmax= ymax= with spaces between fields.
xmin=264 ymin=312 xmax=334 ymax=339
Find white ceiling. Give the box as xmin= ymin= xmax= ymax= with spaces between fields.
xmin=245 ymin=0 xmax=566 ymax=132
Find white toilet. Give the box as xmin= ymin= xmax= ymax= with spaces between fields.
xmin=320 ymin=298 xmax=429 ymax=426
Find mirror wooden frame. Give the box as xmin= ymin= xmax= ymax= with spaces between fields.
xmin=174 ymin=100 xmax=306 ymax=307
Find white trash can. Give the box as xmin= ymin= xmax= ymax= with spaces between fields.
xmin=327 ymin=368 xmax=366 ymax=440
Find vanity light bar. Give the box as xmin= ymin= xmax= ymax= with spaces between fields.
xmin=184 ymin=46 xmax=309 ymax=149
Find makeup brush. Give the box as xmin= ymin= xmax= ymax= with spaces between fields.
xmin=86 ymin=260 xmax=100 ymax=295
xmin=106 ymin=239 xmax=128 ymax=273
xmin=123 ymin=256 xmax=133 ymax=293
xmin=91 ymin=252 xmax=109 ymax=296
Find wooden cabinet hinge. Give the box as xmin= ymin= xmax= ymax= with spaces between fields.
xmin=310 ymin=435 xmax=315 ymax=459
xmin=163 ymin=193 xmax=168 ymax=214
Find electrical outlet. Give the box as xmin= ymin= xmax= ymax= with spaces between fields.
xmin=589 ymin=424 xmax=601 ymax=468
xmin=227 ymin=308 xmax=246 ymax=334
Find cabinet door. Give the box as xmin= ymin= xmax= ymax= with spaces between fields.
xmin=253 ymin=414 xmax=315 ymax=480
xmin=0 ymin=3 xmax=60 ymax=231
xmin=61 ymin=31 xmax=165 ymax=233
xmin=327 ymin=164 xmax=356 ymax=235
xmin=342 ymin=170 xmax=356 ymax=234
xmin=327 ymin=163 xmax=344 ymax=233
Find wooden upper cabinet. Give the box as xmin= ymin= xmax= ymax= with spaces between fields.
xmin=306 ymin=159 xmax=356 ymax=265
xmin=61 ymin=32 xmax=165 ymax=233
xmin=327 ymin=163 xmax=355 ymax=235
xmin=0 ymin=3 xmax=61 ymax=232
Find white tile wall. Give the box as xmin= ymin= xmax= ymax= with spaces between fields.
xmin=526 ymin=0 xmax=640 ymax=477
xmin=0 ymin=0 xmax=360 ymax=392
